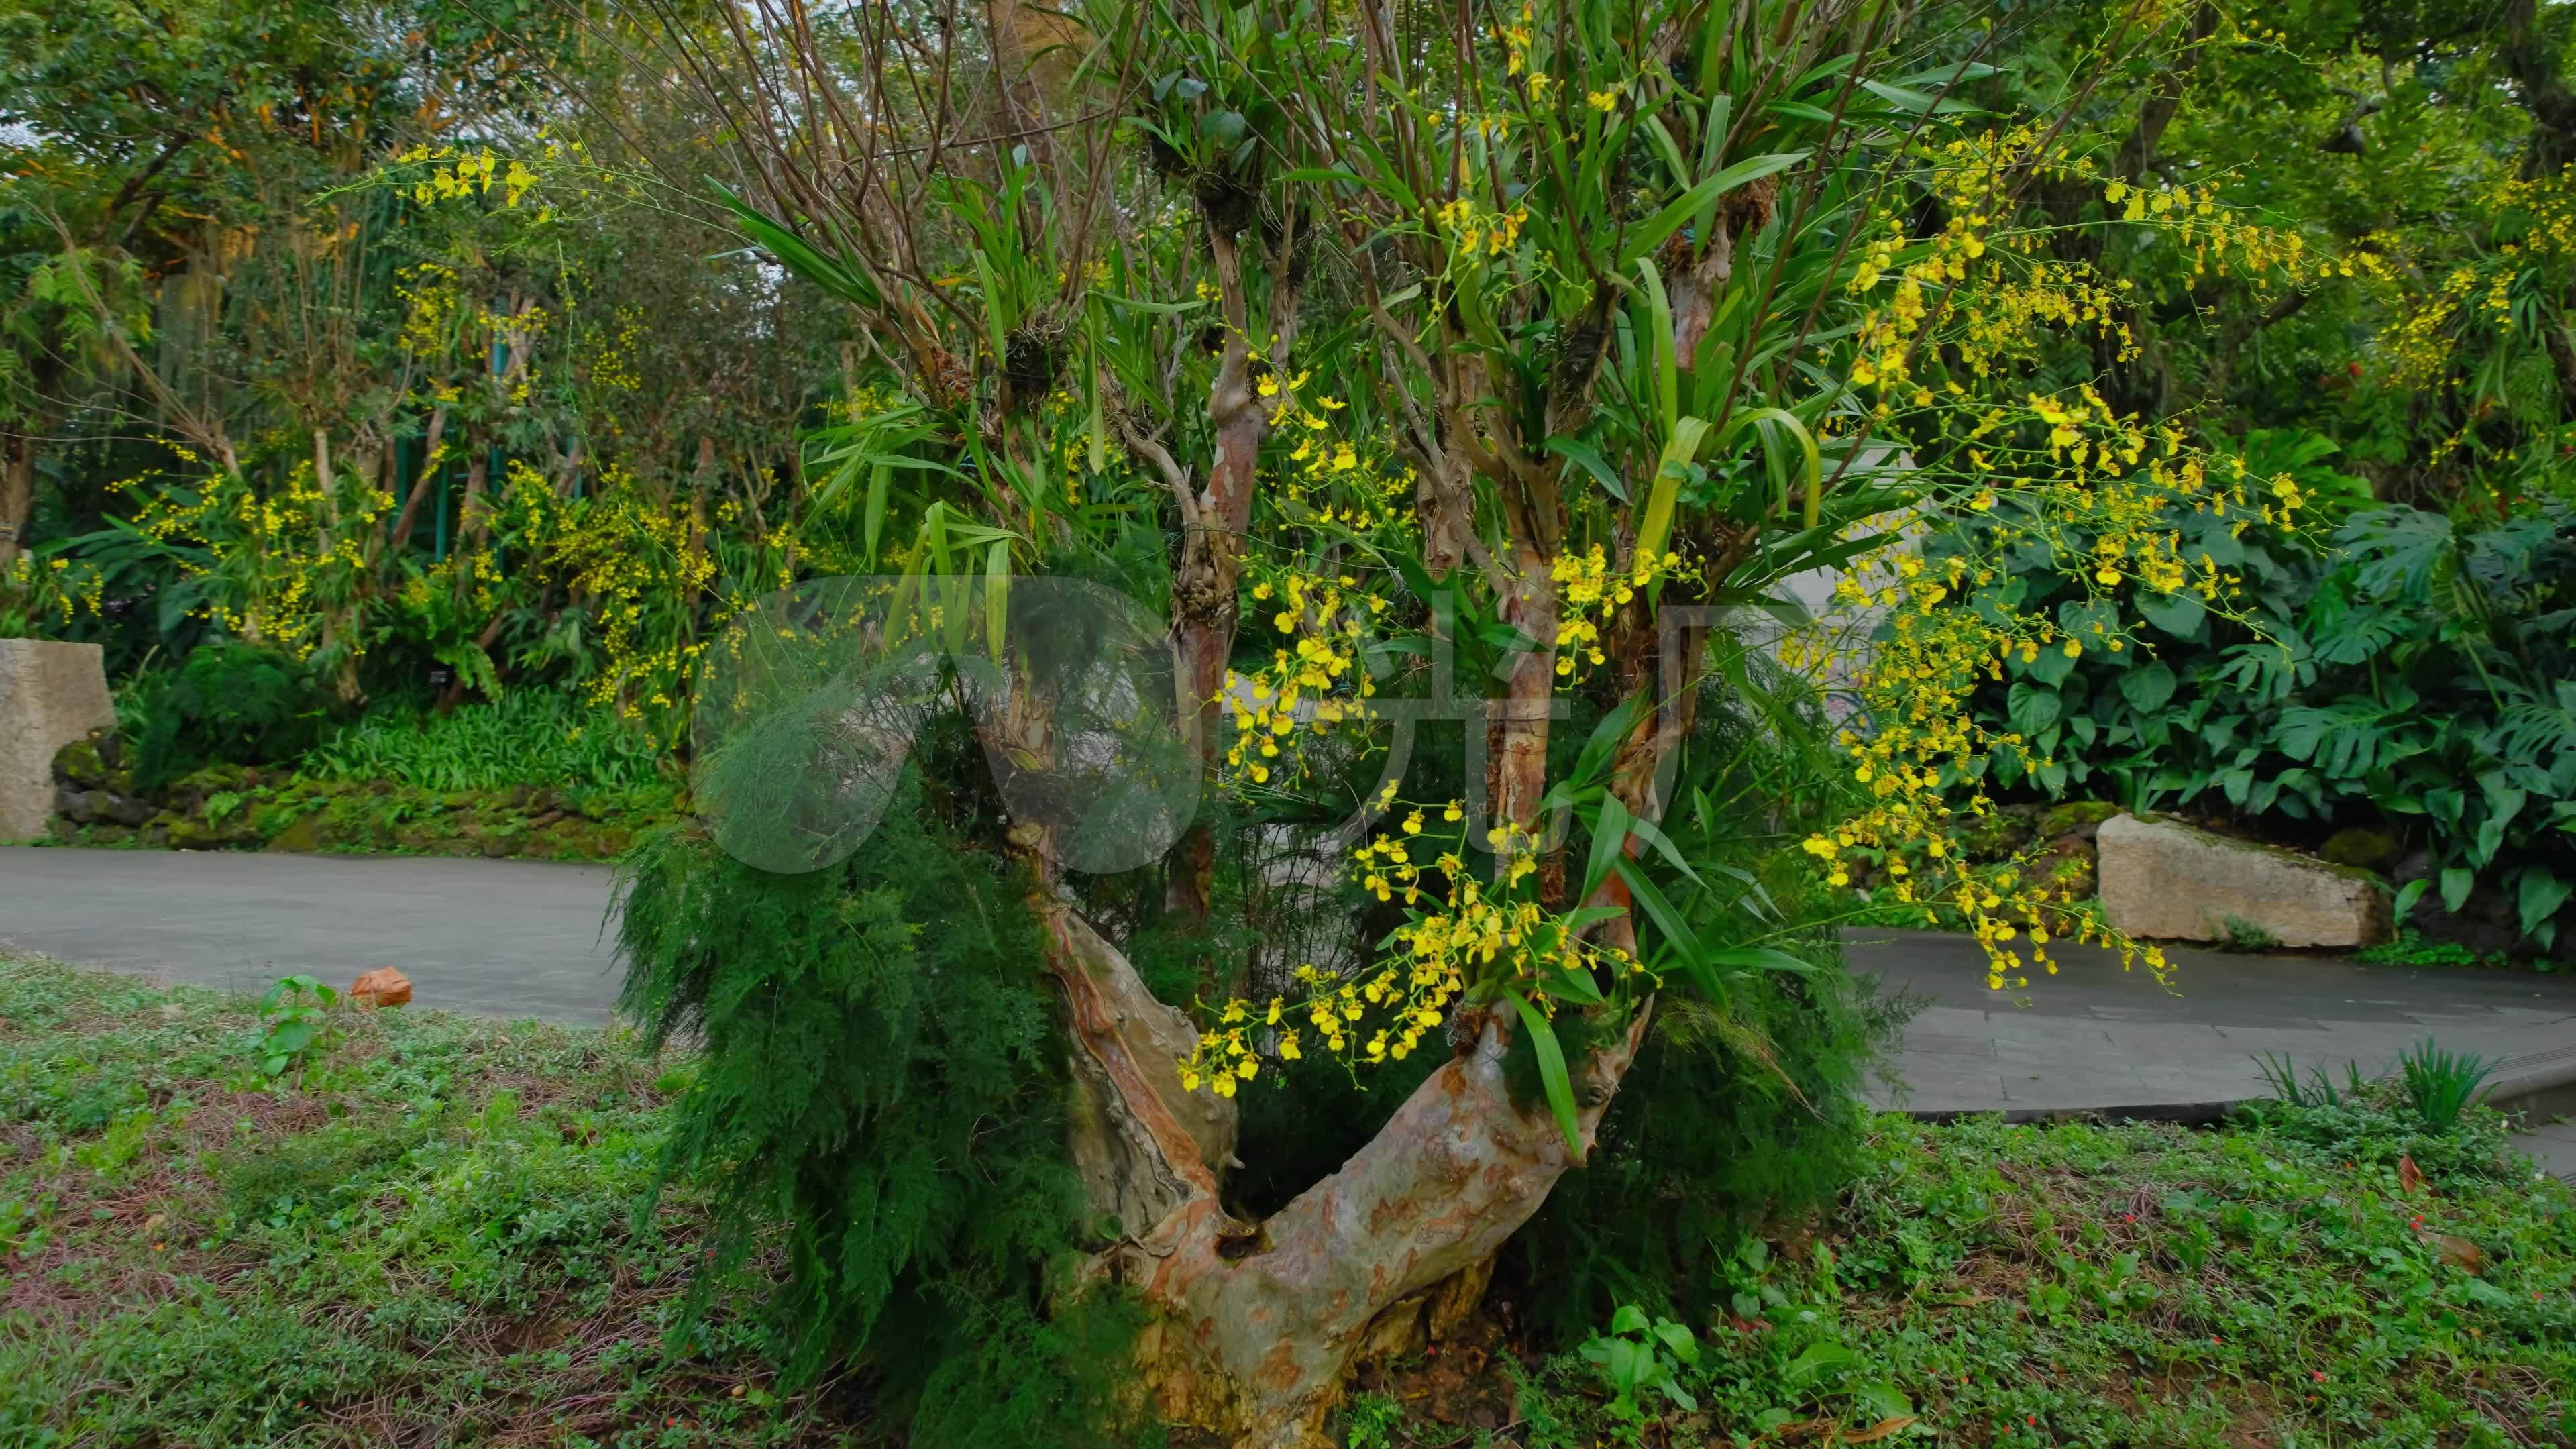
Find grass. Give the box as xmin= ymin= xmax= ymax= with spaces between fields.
xmin=1397 ymin=1109 xmax=2576 ymax=1448
xmin=4 ymin=954 xmax=2571 ymax=1448
xmin=0 ymin=953 xmax=849 ymax=1446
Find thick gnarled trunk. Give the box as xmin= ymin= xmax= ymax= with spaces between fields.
xmin=1080 ymin=979 xmax=1649 ymax=1446
xmin=1038 ymin=853 xmax=1651 ymax=1448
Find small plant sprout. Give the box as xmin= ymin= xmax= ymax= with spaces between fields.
xmin=253 ymin=974 xmax=340 ymax=1083
xmin=1579 ymin=1303 xmax=1701 ymax=1421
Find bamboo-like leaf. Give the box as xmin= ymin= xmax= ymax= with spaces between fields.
xmin=986 ymin=539 xmax=1011 ymax=663
xmin=1727 ymin=407 xmax=1823 ymax=527
xmin=709 ymin=182 xmax=880 ymax=309
xmin=1616 ymin=152 xmax=1809 ymax=271
xmin=1635 ymin=258 xmax=1678 ymax=434
xmin=1505 ymin=989 xmax=1585 ymax=1156
xmin=1633 ymin=416 xmax=1712 ymax=565
xmin=1616 ymin=855 xmax=1703 ymax=963
xmin=863 ymin=461 xmax=890 ymax=568
xmin=1546 ymin=435 xmax=1629 ymax=502
xmin=970 ymin=248 xmax=1010 ymax=366
xmin=1582 ymin=792 xmax=1633 ymax=904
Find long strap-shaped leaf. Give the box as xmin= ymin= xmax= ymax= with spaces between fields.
xmin=1504 ymin=988 xmax=1585 ymax=1157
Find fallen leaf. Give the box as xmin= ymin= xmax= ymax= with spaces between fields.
xmin=142 ymin=1212 xmax=166 ymax=1232
xmin=2435 ymin=1234 xmax=2485 ymax=1274
xmin=1846 ymin=1417 xmax=1921 ymax=1443
xmin=2398 ymin=1155 xmax=2426 ymax=1195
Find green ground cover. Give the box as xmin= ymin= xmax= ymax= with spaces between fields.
xmin=1 ymin=955 xmax=2567 ymax=1448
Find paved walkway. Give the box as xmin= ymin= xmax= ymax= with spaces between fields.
xmin=5 ymin=846 xmax=2572 ymax=1178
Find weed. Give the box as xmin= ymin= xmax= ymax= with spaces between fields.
xmin=2252 ymin=1052 xmax=2369 ymax=1108
xmin=1578 ymin=1304 xmax=1701 ymax=1422
xmin=1340 ymin=1391 xmax=1404 ymax=1448
xmin=2220 ymin=914 xmax=2282 ymax=952
xmin=2357 ymin=929 xmax=2516 ymax=971
xmin=251 ymin=975 xmax=338 ymax=1082
xmin=2396 ymin=1038 xmax=2496 ymax=1133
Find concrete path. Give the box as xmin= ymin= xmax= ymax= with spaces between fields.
xmin=5 ymin=846 xmax=2572 ymax=1179
xmin=0 ymin=847 xmax=622 ymax=1023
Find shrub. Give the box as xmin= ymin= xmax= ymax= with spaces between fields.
xmin=1937 ymin=483 xmax=2576 ymax=949
xmin=614 ymin=770 xmax=1141 ymax=1445
xmin=128 ymin=639 xmax=332 ymax=791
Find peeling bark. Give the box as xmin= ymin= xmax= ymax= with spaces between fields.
xmin=1487 ymin=541 xmax=1561 ymax=838
xmin=1165 ymin=224 xmax=1272 ymax=921
xmin=1046 ymin=905 xmax=1238 ymax=1235
xmin=1109 ymin=1000 xmax=1654 ymax=1448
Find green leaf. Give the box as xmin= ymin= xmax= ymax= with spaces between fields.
xmin=1635 ymin=258 xmax=1678 ymax=434
xmin=1727 ymin=407 xmax=1823 ymax=527
xmin=1583 ymin=794 xmax=1633 ymax=904
xmin=2394 ymin=877 xmax=2430 ymax=922
xmin=985 ymin=540 xmax=1011 ymax=663
xmin=863 ymin=461 xmax=891 ymax=568
xmin=1615 ymin=856 xmax=1703 ymax=964
xmin=1504 ymin=989 xmax=1585 ymax=1156
xmin=1615 ymin=152 xmax=1808 ymax=271
xmin=2440 ymin=866 xmax=2475 ymax=914
xmin=1702 ymin=945 xmax=1817 ymax=976
xmin=1546 ymin=435 xmax=1629 ymax=502
xmin=2023 ymin=643 xmax=2078 ymax=686
xmin=2007 ymin=681 xmax=2062 ymax=737
xmin=2517 ymin=868 xmax=2571 ymax=938
xmin=1633 ymin=417 xmax=1712 ymax=565
xmin=2137 ymin=589 xmax=2206 ymax=640
xmin=2118 ymin=661 xmax=2176 ymax=713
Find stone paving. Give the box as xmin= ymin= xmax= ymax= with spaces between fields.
xmin=5 ymin=845 xmax=2573 ymax=1179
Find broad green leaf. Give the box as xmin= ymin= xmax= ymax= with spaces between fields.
xmin=2517 ymin=867 xmax=2571 ymax=938
xmin=2137 ymin=589 xmax=2206 ymax=640
xmin=2007 ymin=681 xmax=2062 ymax=737
xmin=2118 ymin=661 xmax=2176 ymax=713
xmin=2440 ymin=866 xmax=2475 ymax=914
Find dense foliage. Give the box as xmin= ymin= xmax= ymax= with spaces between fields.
xmin=1938 ymin=449 xmax=2576 ymax=951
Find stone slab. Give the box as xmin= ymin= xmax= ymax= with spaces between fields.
xmin=0 ymin=640 xmax=115 ymax=840
xmin=2097 ymin=812 xmax=2390 ymax=949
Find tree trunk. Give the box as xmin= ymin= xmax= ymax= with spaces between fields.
xmin=0 ymin=432 xmax=34 ymax=569
xmin=2501 ymin=0 xmax=2576 ymax=178
xmin=1165 ymin=227 xmax=1268 ymax=920
xmin=1085 ymin=967 xmax=1651 ymax=1448
xmin=386 ymin=407 xmax=448 ymax=558
xmin=460 ymin=445 xmax=492 ymax=557
xmin=1487 ymin=541 xmax=1562 ymax=839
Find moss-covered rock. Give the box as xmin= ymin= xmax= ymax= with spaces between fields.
xmin=2036 ymin=799 xmax=2122 ymax=840
xmin=2320 ymin=826 xmax=2397 ymax=869
xmin=45 ymin=764 xmax=679 ymax=861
